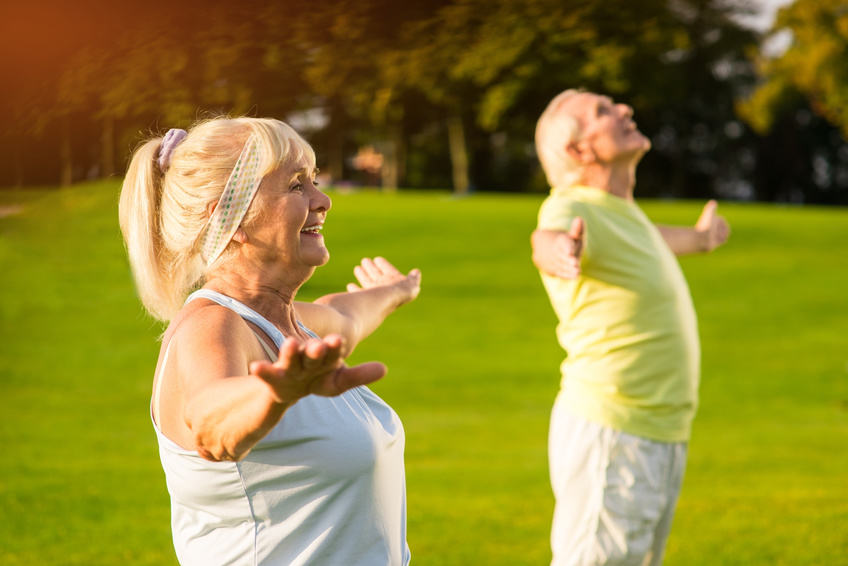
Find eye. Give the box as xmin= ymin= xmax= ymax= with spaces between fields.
xmin=289 ymin=183 xmax=304 ymax=193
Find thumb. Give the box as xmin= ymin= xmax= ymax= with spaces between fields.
xmin=568 ymin=217 xmax=585 ymax=257
xmin=318 ymin=362 xmax=387 ymax=396
xmin=696 ymin=200 xmax=717 ymax=230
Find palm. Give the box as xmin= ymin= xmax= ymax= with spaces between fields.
xmin=250 ymin=335 xmax=386 ymax=404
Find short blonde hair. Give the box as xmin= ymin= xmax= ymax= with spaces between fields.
xmin=535 ymin=89 xmax=584 ymax=189
xmin=119 ymin=117 xmax=315 ymax=322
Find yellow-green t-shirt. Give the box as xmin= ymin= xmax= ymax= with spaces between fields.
xmin=537 ymin=185 xmax=700 ymax=442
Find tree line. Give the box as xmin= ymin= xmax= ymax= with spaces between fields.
xmin=3 ymin=0 xmax=847 ymax=204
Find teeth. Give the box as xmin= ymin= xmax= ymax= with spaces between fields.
xmin=301 ymin=224 xmax=323 ymax=233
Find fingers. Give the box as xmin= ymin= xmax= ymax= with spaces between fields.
xmin=352 ymin=264 xmax=370 ymax=287
xmin=301 ymin=339 xmax=329 ymax=371
xmin=270 ymin=335 xmax=344 ymax=377
xmin=351 ymin=256 xmax=411 ymax=290
xmin=373 ymin=256 xmax=400 ymax=275
xmin=353 ymin=258 xmax=384 ymax=288
xmin=275 ymin=337 xmax=302 ymax=371
xmin=552 ymin=255 xmax=581 ymax=279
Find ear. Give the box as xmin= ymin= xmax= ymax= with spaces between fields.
xmin=232 ymin=226 xmax=249 ymax=244
xmin=565 ymin=140 xmax=596 ymax=165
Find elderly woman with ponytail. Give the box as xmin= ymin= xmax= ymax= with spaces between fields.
xmin=119 ymin=117 xmax=420 ymax=566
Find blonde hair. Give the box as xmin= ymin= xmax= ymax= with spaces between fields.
xmin=535 ymin=89 xmax=585 ymax=189
xmin=119 ymin=117 xmax=316 ymax=322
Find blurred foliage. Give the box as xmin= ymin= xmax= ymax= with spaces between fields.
xmin=738 ymin=0 xmax=848 ymax=203
xmin=739 ymin=0 xmax=848 ymax=136
xmin=2 ymin=0 xmax=848 ymax=203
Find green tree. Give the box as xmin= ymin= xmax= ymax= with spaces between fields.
xmin=739 ymin=0 xmax=848 ymax=137
xmin=401 ymin=0 xmax=755 ymax=195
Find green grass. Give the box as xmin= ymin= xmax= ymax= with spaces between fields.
xmin=1 ymin=182 xmax=846 ymax=565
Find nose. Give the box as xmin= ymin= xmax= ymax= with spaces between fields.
xmin=311 ymin=184 xmax=332 ymax=213
xmin=618 ymin=103 xmax=634 ymax=119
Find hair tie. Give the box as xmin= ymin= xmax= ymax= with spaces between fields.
xmin=157 ymin=128 xmax=188 ymax=173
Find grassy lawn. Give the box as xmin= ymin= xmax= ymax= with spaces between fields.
xmin=0 ymin=181 xmax=846 ymax=565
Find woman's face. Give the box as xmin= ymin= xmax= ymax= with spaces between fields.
xmin=247 ymin=155 xmax=332 ymax=271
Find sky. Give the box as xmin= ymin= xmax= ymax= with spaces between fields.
xmin=737 ymin=0 xmax=796 ymax=56
xmin=738 ymin=0 xmax=796 ymax=30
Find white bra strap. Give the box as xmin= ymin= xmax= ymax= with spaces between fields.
xmin=152 ymin=340 xmax=174 ymax=427
xmin=251 ymin=329 xmax=279 ymax=362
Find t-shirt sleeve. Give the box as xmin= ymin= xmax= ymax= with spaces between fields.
xmin=537 ymin=195 xmax=583 ymax=231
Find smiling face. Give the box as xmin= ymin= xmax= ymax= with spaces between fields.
xmin=246 ymin=155 xmax=332 ymax=272
xmin=559 ymin=92 xmax=651 ymax=166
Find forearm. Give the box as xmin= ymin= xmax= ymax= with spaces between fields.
xmin=313 ymin=285 xmax=408 ymax=347
xmin=656 ymin=225 xmax=708 ymax=256
xmin=184 ymin=376 xmax=290 ymax=462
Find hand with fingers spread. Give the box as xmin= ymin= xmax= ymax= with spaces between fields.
xmin=532 ymin=217 xmax=585 ymax=279
xmin=347 ymin=257 xmax=422 ymax=306
xmin=695 ymin=200 xmax=730 ymax=252
xmin=249 ymin=334 xmax=386 ymax=404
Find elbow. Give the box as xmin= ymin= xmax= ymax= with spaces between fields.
xmin=196 ymin=444 xmax=225 ymax=462
xmin=193 ymin=434 xmax=247 ymax=462
xmin=186 ymin=411 xmax=246 ymax=462
xmin=340 ymin=317 xmax=363 ymax=358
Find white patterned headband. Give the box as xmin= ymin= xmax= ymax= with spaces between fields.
xmin=199 ymin=134 xmax=265 ymax=264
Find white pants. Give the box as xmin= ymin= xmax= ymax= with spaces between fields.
xmin=549 ymin=404 xmax=687 ymax=566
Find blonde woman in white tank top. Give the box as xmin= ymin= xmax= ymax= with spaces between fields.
xmin=119 ymin=118 xmax=421 ymax=565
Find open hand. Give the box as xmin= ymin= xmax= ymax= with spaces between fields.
xmin=532 ymin=217 xmax=585 ymax=279
xmin=695 ymin=200 xmax=730 ymax=252
xmin=249 ymin=334 xmax=386 ymax=403
xmin=346 ymin=257 xmax=421 ymax=305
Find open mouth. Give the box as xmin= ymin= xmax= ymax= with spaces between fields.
xmin=300 ymin=223 xmax=323 ymax=235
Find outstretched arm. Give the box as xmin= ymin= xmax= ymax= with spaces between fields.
xmin=657 ymin=200 xmax=730 ymax=256
xmin=531 ymin=217 xmax=585 ymax=279
xmin=177 ymin=310 xmax=386 ymax=462
xmin=296 ymin=257 xmax=421 ymax=356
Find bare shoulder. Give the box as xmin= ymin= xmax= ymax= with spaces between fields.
xmin=167 ymin=299 xmax=264 ymax=383
xmin=170 ymin=298 xmax=250 ymax=345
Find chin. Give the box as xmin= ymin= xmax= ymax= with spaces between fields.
xmin=632 ymin=136 xmax=651 ymax=158
xmin=311 ymin=250 xmax=330 ymax=267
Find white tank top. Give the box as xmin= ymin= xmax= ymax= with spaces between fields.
xmin=152 ymin=290 xmax=410 ymax=566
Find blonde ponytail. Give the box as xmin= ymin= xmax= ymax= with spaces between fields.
xmin=119 ymin=138 xmax=175 ymax=322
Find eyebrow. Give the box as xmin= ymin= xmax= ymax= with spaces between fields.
xmin=288 ymin=166 xmax=318 ymax=183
